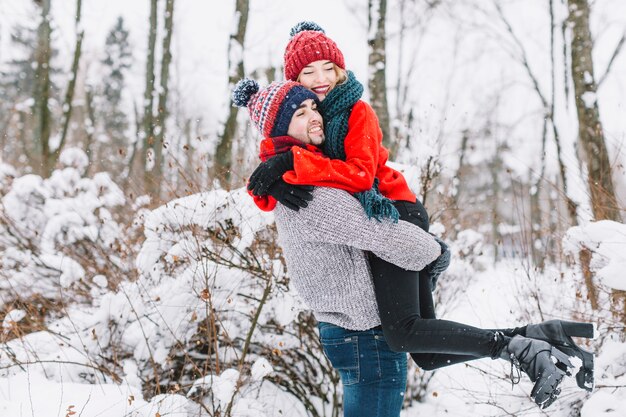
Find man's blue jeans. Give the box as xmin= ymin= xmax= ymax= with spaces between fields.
xmin=318 ymin=322 xmax=407 ymax=417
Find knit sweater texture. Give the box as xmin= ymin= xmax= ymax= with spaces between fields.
xmin=274 ymin=187 xmax=441 ymax=331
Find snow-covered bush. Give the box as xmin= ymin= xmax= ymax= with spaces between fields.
xmin=3 ymin=153 xmax=622 ymax=416
xmin=1 ymin=182 xmax=341 ymax=416
xmin=0 ymin=148 xmax=129 ymax=311
xmin=105 ymin=187 xmax=340 ymax=415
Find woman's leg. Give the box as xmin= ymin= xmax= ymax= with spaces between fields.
xmin=411 ymin=267 xmax=525 ymax=369
xmin=371 ymin=256 xmax=494 ymax=354
xmin=319 ymin=322 xmax=407 ymax=417
xmin=371 ymin=200 xmax=524 ymax=368
xmin=369 ymin=201 xmax=571 ymax=406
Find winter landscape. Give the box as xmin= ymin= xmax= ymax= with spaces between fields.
xmin=0 ymin=0 xmax=625 ymax=416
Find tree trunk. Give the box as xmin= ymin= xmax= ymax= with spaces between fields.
xmin=568 ymin=0 xmax=620 ymax=221
xmin=446 ymin=129 xmax=469 ymax=240
xmin=490 ymin=143 xmax=503 ymax=263
xmin=368 ymin=0 xmax=392 ymax=155
xmin=214 ymin=0 xmax=249 ymax=189
xmin=143 ymin=0 xmax=159 ymax=194
xmin=550 ymin=0 xmax=579 ymax=227
xmin=496 ymin=1 xmax=579 ymax=227
xmin=33 ymin=0 xmax=52 ymax=175
xmin=579 ymin=247 xmax=599 ymax=310
xmin=530 ymin=118 xmax=548 ymax=270
xmin=123 ymin=101 xmax=143 ymax=192
xmin=51 ymin=0 xmax=84 ymax=174
xmin=84 ymin=87 xmax=96 ymax=174
xmin=152 ymin=0 xmax=175 ymax=198
xmin=569 ymin=0 xmax=624 ymax=322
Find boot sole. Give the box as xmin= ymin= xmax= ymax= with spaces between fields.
xmin=529 ymin=320 xmax=595 ymax=392
xmin=555 ymin=322 xmax=595 ymax=392
xmin=560 ymin=321 xmax=594 ymax=339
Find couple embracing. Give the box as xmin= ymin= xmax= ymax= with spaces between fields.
xmin=231 ymin=21 xmax=594 ymax=416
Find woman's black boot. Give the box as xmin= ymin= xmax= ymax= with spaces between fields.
xmin=497 ymin=335 xmax=573 ymax=409
xmin=525 ymin=320 xmax=594 ymax=391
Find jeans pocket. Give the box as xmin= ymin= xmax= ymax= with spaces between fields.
xmin=374 ymin=333 xmax=408 ymax=382
xmin=321 ymin=335 xmax=360 ymax=386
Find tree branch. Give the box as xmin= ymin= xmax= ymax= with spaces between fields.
xmin=597 ymin=30 xmax=626 ymax=87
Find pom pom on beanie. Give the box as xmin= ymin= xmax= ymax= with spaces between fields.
xmin=232 ymin=79 xmax=317 ymax=138
xmin=289 ymin=21 xmax=324 ymax=38
xmin=232 ymin=78 xmax=259 ymax=108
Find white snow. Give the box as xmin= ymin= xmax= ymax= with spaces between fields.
xmin=563 ymin=220 xmax=626 ymax=291
xmin=2 ymin=309 xmax=26 ymax=329
xmin=581 ymin=91 xmax=597 ymax=108
xmin=59 ymin=147 xmax=89 ymax=172
xmin=251 ymin=357 xmax=273 ymax=381
xmin=1 ymin=0 xmax=626 ymax=416
xmin=92 ymin=274 xmax=108 ymax=288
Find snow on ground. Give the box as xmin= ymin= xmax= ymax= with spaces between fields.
xmin=0 ymin=370 xmax=194 ymax=417
xmin=1 ymin=194 xmax=624 ymax=415
xmin=1 ymin=0 xmax=625 ymax=414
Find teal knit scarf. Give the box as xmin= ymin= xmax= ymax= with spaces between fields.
xmin=319 ymin=71 xmax=399 ymax=222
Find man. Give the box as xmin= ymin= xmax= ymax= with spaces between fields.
xmin=233 ymin=76 xmax=580 ymax=413
xmin=233 ymin=78 xmax=442 ymax=416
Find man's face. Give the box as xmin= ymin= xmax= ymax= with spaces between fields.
xmin=287 ymin=99 xmax=325 ymax=146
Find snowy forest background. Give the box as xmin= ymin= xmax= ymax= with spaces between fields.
xmin=0 ymin=0 xmax=625 ymax=416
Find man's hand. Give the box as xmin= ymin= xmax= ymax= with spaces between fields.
xmin=267 ymin=180 xmax=314 ymax=211
xmin=425 ymin=236 xmax=451 ymax=291
xmin=248 ymin=152 xmax=295 ymax=196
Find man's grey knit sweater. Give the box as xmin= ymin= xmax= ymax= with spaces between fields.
xmin=274 ymin=187 xmax=441 ymax=331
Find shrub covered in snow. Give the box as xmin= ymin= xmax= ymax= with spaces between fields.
xmin=1 ymin=179 xmax=341 ymax=416
xmin=1 ymin=156 xmax=624 ymax=416
xmin=0 ymin=148 xmax=129 ymax=308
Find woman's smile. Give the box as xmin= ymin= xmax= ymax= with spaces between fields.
xmin=311 ymin=85 xmax=331 ymax=95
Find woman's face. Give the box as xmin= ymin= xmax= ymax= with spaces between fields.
xmin=298 ymin=60 xmax=338 ymax=101
xmin=287 ymin=99 xmax=325 ymax=146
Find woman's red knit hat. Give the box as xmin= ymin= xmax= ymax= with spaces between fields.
xmin=283 ymin=21 xmax=345 ymax=81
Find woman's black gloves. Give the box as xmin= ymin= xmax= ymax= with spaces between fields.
xmin=425 ymin=236 xmax=451 ymax=291
xmin=248 ymin=151 xmax=295 ymax=196
xmin=267 ymin=180 xmax=314 ymax=211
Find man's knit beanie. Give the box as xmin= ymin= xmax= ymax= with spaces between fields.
xmin=283 ymin=21 xmax=345 ymax=81
xmin=232 ymin=79 xmax=318 ymax=138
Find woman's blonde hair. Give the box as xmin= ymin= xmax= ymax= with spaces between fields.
xmin=334 ymin=65 xmax=347 ymax=84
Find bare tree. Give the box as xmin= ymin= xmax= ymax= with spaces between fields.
xmin=391 ymin=1 xmax=441 ymax=156
xmin=214 ymin=0 xmax=249 ymax=188
xmin=494 ymin=1 xmax=579 ymax=227
xmin=32 ymin=0 xmax=52 ymax=175
xmin=368 ymin=0 xmax=392 ymax=153
xmin=567 ymin=0 xmax=621 ymax=222
xmin=568 ymin=0 xmax=625 ymax=322
xmin=143 ymin=0 xmax=159 ymax=194
xmin=51 ymin=0 xmax=84 ymax=175
xmin=152 ymin=0 xmax=176 ymax=198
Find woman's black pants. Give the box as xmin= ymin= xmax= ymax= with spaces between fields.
xmin=369 ymin=200 xmax=521 ymax=370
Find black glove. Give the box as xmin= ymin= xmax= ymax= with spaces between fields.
xmin=248 ymin=152 xmax=295 ymax=196
xmin=267 ymin=180 xmax=314 ymax=211
xmin=424 ymin=236 xmax=451 ymax=291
